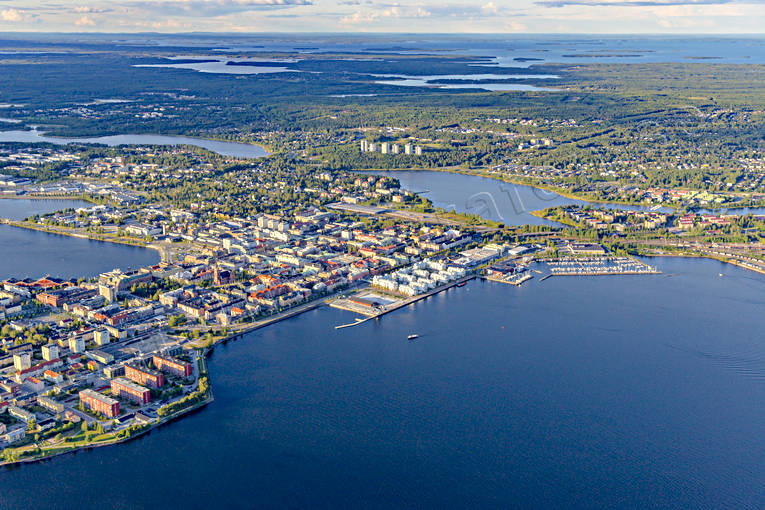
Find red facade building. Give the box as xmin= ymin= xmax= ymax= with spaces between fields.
xmin=79 ymin=389 xmax=120 ymax=417
xmin=153 ymin=355 xmax=193 ymax=378
xmin=125 ymin=364 xmax=164 ymax=388
xmin=111 ymin=377 xmax=151 ymax=405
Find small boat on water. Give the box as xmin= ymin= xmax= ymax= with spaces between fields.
xmin=456 ymin=281 xmax=467 ymax=287
xmin=407 ymin=334 xmax=419 ymax=340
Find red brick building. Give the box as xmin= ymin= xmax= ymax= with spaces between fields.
xmin=125 ymin=364 xmax=164 ymax=388
xmin=111 ymin=377 xmax=151 ymax=405
xmin=153 ymin=355 xmax=193 ymax=378
xmin=79 ymin=389 xmax=120 ymax=417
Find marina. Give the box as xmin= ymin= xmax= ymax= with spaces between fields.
xmin=542 ymin=256 xmax=661 ymax=276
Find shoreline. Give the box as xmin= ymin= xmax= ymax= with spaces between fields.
xmin=0 ymin=195 xmax=96 ymax=202
xmin=0 ymin=350 xmax=214 ymax=469
xmin=0 ymin=288 xmax=351 ymax=468
xmin=0 ymin=126 xmax=271 ymax=159
xmin=367 ymin=167 xmax=764 ymax=213
xmin=0 ymin=219 xmax=160 ymax=252
xmin=2 ymin=251 xmax=763 ymax=468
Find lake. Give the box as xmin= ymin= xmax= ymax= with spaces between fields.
xmin=0 ymin=129 xmax=268 ymax=159
xmin=370 ymin=170 xmax=764 ymax=224
xmin=0 ymin=199 xmax=159 ymax=280
xmin=2 ymin=256 xmax=764 ymax=509
xmin=373 ymin=79 xmax=558 ymax=92
xmin=371 ymin=73 xmax=560 ymax=92
xmin=134 ymin=57 xmax=298 ymax=75
xmin=0 ymin=198 xmax=91 ymax=221
xmin=369 ymin=170 xmax=677 ymax=226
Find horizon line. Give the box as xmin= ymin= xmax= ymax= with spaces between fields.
xmin=1 ymin=31 xmax=764 ymax=36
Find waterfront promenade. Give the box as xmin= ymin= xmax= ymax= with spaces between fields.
xmin=330 ymin=274 xmax=476 ymax=329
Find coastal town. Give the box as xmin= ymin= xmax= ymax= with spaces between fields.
xmin=2 ymin=27 xmax=765 ymax=510
xmin=0 ymin=193 xmax=535 ymax=463
xmin=1 ymin=138 xmax=763 ymax=465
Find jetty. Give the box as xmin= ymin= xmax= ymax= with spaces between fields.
xmin=331 ymin=275 xmax=475 ymax=329
xmin=487 ymin=273 xmax=533 ymax=286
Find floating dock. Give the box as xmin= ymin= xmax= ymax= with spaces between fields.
xmin=487 ymin=274 xmax=533 ymax=286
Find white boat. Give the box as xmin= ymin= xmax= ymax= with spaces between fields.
xmin=407 ymin=334 xmax=418 ymax=340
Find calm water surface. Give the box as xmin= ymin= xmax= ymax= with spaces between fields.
xmin=370 ymin=170 xmax=677 ymax=226
xmin=0 ymin=129 xmax=268 ymax=159
xmin=371 ymin=170 xmax=763 ymax=224
xmin=1 ymin=257 xmax=764 ymax=509
xmin=0 ymin=198 xmax=90 ymax=220
xmin=0 ymin=199 xmax=159 ymax=279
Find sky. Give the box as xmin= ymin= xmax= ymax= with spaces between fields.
xmin=0 ymin=0 xmax=763 ymax=34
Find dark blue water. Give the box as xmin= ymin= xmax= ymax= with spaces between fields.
xmin=0 ymin=226 xmax=160 ymax=280
xmin=0 ymin=199 xmax=159 ymax=280
xmin=2 ymin=257 xmax=764 ymax=509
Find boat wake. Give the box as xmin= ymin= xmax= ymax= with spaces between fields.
xmin=664 ymin=342 xmax=765 ymax=380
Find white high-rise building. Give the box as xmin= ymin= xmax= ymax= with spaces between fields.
xmin=94 ymin=330 xmax=110 ymax=346
xmin=369 ymin=142 xmax=376 ymax=152
xmin=392 ymin=144 xmax=400 ymax=154
xmin=13 ymin=353 xmax=31 ymax=371
xmin=415 ymin=146 xmax=423 ymax=156
xmin=404 ymin=143 xmax=412 ymax=155
xmin=360 ymin=140 xmax=368 ymax=152
xmin=381 ymin=142 xmax=389 ymax=154
xmin=42 ymin=344 xmax=59 ymax=361
xmin=69 ymin=336 xmax=85 ymax=354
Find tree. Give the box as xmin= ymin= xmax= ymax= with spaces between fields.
xmin=3 ymin=449 xmax=18 ymax=463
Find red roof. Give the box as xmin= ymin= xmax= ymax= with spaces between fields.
xmin=16 ymin=358 xmax=60 ymax=376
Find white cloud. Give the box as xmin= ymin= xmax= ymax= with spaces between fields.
xmin=128 ymin=0 xmax=312 ymax=16
xmin=381 ymin=5 xmax=401 ymax=16
xmin=339 ymin=10 xmax=378 ymax=23
xmin=0 ymin=0 xmax=763 ymax=33
xmin=73 ymin=6 xmax=112 ymax=14
xmin=482 ymin=1 xmax=499 ymax=13
xmin=1 ymin=8 xmax=22 ymax=21
xmin=75 ymin=15 xmax=96 ymax=25
xmin=339 ymin=3 xmax=436 ymax=23
xmin=152 ymin=18 xmax=183 ymax=28
xmin=505 ymin=20 xmax=527 ymax=30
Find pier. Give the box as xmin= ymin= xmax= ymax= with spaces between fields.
xmin=486 ymin=274 xmax=533 ymax=286
xmin=331 ymin=275 xmax=476 ymax=329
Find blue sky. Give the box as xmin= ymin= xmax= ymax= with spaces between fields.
xmin=1 ymin=0 xmax=763 ymax=33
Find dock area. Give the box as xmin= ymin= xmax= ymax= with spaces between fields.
xmin=542 ymin=256 xmax=661 ymax=276
xmin=486 ymin=274 xmax=533 ymax=286
xmin=331 ymin=275 xmax=475 ymax=329
xmin=329 ymin=291 xmax=397 ymax=317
